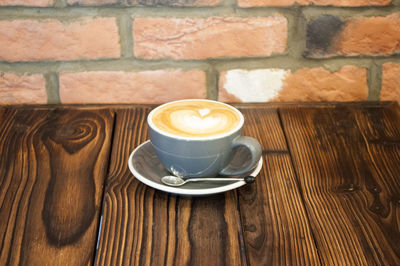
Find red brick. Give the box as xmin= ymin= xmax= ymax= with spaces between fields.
xmin=0 ymin=0 xmax=55 ymax=6
xmin=133 ymin=16 xmax=287 ymax=60
xmin=336 ymin=14 xmax=400 ymax=56
xmin=219 ymin=66 xmax=368 ymax=102
xmin=381 ymin=63 xmax=400 ymax=103
xmin=278 ymin=66 xmax=368 ymax=101
xmin=238 ymin=0 xmax=390 ymax=7
xmin=306 ymin=14 xmax=400 ymax=57
xmin=59 ymin=70 xmax=206 ymax=104
xmin=0 ymin=73 xmax=47 ymax=104
xmin=0 ymin=18 xmax=120 ymax=62
xmin=67 ymin=0 xmax=117 ymax=5
xmin=308 ymin=0 xmax=391 ymax=5
xmin=238 ymin=0 xmax=294 ymax=7
xmin=67 ymin=0 xmax=219 ymax=6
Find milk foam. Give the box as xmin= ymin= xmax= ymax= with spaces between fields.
xmin=172 ymin=111 xmax=223 ymax=133
xmin=183 ymin=115 xmax=221 ymax=131
xmin=198 ymin=108 xmax=210 ymax=117
xmin=151 ymin=100 xmax=241 ymax=138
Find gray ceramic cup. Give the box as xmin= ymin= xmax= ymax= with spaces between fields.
xmin=147 ymin=99 xmax=262 ymax=178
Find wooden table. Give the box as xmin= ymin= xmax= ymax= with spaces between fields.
xmin=0 ymin=102 xmax=399 ymax=265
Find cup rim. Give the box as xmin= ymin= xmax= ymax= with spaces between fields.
xmin=148 ymin=99 xmax=244 ymax=141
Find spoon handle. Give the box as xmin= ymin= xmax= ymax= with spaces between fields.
xmin=189 ymin=176 xmax=255 ymax=184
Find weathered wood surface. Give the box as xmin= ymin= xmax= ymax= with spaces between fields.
xmin=1 ymin=103 xmax=399 ymax=266
xmin=238 ymin=108 xmax=320 ymax=265
xmin=95 ymin=108 xmax=244 ymax=266
xmin=280 ymin=103 xmax=400 ymax=265
xmin=0 ymin=108 xmax=113 ymax=265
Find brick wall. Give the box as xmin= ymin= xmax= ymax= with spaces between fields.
xmin=0 ymin=0 xmax=399 ymax=105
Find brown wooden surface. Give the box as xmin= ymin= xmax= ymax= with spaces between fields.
xmin=0 ymin=108 xmax=113 ymax=265
xmin=0 ymin=102 xmax=399 ymax=266
xmin=280 ymin=104 xmax=400 ymax=265
xmin=238 ymin=108 xmax=320 ymax=265
xmin=95 ymin=108 xmax=243 ymax=266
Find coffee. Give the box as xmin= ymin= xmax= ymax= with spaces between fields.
xmin=150 ymin=100 xmax=242 ymax=138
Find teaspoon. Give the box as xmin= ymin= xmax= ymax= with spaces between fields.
xmin=161 ymin=175 xmax=255 ymax=187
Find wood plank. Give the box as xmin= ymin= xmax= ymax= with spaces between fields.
xmin=352 ymin=104 xmax=400 ymax=263
xmin=280 ymin=105 xmax=400 ymax=265
xmin=0 ymin=108 xmax=114 ymax=265
xmin=237 ymin=107 xmax=320 ymax=265
xmin=240 ymin=108 xmax=288 ymax=152
xmin=96 ymin=108 xmax=243 ymax=265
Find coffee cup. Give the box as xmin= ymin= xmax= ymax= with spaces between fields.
xmin=147 ymin=99 xmax=262 ymax=178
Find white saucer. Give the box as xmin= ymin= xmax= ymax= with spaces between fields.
xmin=128 ymin=140 xmax=263 ymax=196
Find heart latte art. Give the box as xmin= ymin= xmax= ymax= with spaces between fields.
xmin=151 ymin=100 xmax=241 ymax=137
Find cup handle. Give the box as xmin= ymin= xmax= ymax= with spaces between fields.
xmin=219 ymin=136 xmax=262 ymax=176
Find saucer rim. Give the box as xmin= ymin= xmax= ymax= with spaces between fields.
xmin=128 ymin=140 xmax=263 ymax=196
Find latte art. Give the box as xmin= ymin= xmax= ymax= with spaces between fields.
xmin=151 ymin=100 xmax=241 ymax=137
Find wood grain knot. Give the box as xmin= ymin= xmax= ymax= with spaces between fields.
xmin=370 ymin=201 xmax=385 ymax=215
xmin=368 ymin=185 xmax=382 ymax=194
xmin=339 ymin=183 xmax=359 ymax=193
xmin=42 ymin=115 xmax=98 ymax=154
